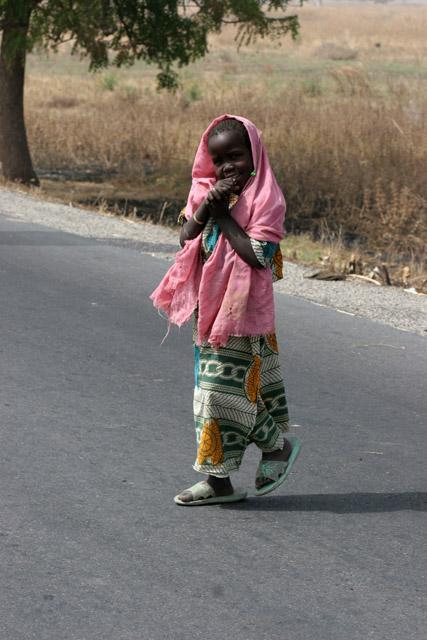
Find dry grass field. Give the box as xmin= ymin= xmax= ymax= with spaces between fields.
xmin=19 ymin=2 xmax=427 ymax=286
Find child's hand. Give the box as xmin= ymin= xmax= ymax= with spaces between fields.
xmin=205 ymin=177 xmax=235 ymax=219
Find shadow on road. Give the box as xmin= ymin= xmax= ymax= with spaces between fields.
xmin=221 ymin=492 xmax=427 ymax=513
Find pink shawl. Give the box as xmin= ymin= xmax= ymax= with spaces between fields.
xmin=150 ymin=114 xmax=286 ymax=349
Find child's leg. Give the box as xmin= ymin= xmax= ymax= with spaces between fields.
xmin=247 ymin=334 xmax=294 ymax=489
xmin=248 ymin=397 xmax=293 ymax=488
xmin=177 ymin=334 xmax=259 ymax=500
xmin=192 ymin=337 xmax=260 ymax=476
xmin=176 ymin=331 xmax=294 ymax=500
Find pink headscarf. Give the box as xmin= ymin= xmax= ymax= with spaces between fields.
xmin=150 ymin=115 xmax=286 ymax=349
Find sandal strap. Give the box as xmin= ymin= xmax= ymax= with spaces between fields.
xmin=256 ymin=460 xmax=288 ymax=482
xmin=182 ymin=481 xmax=215 ymax=501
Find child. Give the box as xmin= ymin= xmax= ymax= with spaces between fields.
xmin=151 ymin=115 xmax=300 ymax=505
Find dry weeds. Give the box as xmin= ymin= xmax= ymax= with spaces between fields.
xmin=22 ymin=3 xmax=427 ymax=271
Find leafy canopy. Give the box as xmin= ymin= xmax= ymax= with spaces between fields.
xmin=0 ymin=1 xmax=301 ymax=88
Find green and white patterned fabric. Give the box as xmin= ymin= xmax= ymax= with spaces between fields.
xmin=193 ymin=317 xmax=290 ymax=476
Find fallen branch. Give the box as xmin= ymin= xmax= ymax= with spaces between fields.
xmin=346 ymin=274 xmax=382 ymax=285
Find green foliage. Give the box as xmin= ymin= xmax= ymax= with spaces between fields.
xmin=121 ymin=84 xmax=139 ymax=100
xmin=0 ymin=1 xmax=301 ymax=86
xmin=301 ymin=78 xmax=322 ymax=97
xmin=99 ymin=72 xmax=118 ymax=92
xmin=185 ymin=82 xmax=203 ymax=102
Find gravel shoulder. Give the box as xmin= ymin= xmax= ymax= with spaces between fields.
xmin=2 ymin=186 xmax=426 ymax=336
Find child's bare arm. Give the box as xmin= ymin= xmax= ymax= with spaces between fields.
xmin=180 ymin=178 xmax=264 ymax=270
xmin=212 ymin=216 xmax=263 ymax=269
xmin=180 ymin=177 xmax=240 ymax=248
xmin=206 ymin=183 xmax=263 ymax=269
xmin=179 ymin=200 xmax=210 ymax=247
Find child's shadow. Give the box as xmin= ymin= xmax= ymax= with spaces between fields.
xmin=221 ymin=491 xmax=427 ymax=513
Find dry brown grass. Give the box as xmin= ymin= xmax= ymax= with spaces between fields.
xmin=23 ymin=3 xmax=427 ymax=266
xmin=210 ymin=3 xmax=427 ymax=64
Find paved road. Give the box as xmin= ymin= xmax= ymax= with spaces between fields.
xmin=1 ymin=211 xmax=426 ymax=640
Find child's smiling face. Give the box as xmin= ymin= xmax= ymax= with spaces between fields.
xmin=207 ymin=130 xmax=254 ymax=193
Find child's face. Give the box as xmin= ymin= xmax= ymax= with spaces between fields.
xmin=207 ymin=130 xmax=254 ymax=193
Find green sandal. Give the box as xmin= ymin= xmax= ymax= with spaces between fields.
xmin=174 ymin=480 xmax=247 ymax=506
xmin=254 ymin=436 xmax=301 ymax=497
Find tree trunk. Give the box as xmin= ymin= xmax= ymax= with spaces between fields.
xmin=0 ymin=19 xmax=39 ymax=186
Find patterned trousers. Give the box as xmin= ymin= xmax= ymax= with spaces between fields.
xmin=193 ymin=324 xmax=290 ymax=476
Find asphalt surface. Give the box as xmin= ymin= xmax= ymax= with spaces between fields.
xmin=1 ymin=211 xmax=426 ymax=640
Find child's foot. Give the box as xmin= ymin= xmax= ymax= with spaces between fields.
xmin=177 ymin=475 xmax=234 ymax=503
xmin=255 ymin=438 xmax=293 ymax=490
